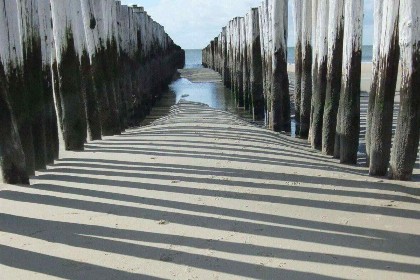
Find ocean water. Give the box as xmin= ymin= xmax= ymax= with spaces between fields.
xmin=184 ymin=49 xmax=204 ymax=69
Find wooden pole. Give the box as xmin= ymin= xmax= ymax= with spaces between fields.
xmin=242 ymin=16 xmax=250 ymax=110
xmin=236 ymin=18 xmax=244 ymax=107
xmin=369 ymin=0 xmax=401 ymax=176
xmin=308 ymin=0 xmax=318 ymax=142
xmin=321 ymin=0 xmax=345 ymax=155
xmin=271 ymin=0 xmax=290 ymax=132
xmin=38 ymin=0 xmax=59 ymax=164
xmin=77 ymin=0 xmax=102 ymax=141
xmin=389 ymin=0 xmax=420 ymax=180
xmin=299 ymin=0 xmax=312 ymax=138
xmin=17 ymin=0 xmax=47 ymax=171
xmin=293 ymin=0 xmax=303 ymax=131
xmin=92 ymin=0 xmax=121 ymax=135
xmin=337 ymin=0 xmax=364 ymax=164
xmin=248 ymin=8 xmax=264 ymax=120
xmin=50 ymin=0 xmax=87 ymax=151
xmin=0 ymin=0 xmax=30 ymax=184
xmin=365 ymin=0 xmax=384 ymax=162
xmin=258 ymin=5 xmax=267 ymax=118
xmin=310 ymin=0 xmax=329 ymax=149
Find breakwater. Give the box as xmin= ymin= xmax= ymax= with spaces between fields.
xmin=203 ymin=0 xmax=419 ymax=181
xmin=0 ymin=0 xmax=185 ymax=184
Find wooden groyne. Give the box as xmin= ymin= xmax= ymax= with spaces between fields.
xmin=203 ymin=0 xmax=419 ymax=180
xmin=0 ymin=0 xmax=185 ymax=184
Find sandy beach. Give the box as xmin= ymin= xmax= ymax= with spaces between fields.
xmin=0 ymin=66 xmax=419 ymax=279
xmin=288 ymin=62 xmax=403 ymax=94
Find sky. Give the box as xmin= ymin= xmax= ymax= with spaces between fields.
xmin=121 ymin=0 xmax=375 ymax=49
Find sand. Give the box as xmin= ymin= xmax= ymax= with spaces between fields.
xmin=288 ymin=62 xmax=402 ymax=94
xmin=178 ymin=68 xmax=222 ymax=83
xmin=0 ymin=68 xmax=419 ymax=279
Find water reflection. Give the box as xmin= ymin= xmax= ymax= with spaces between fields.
xmin=167 ymin=50 xmax=258 ymax=125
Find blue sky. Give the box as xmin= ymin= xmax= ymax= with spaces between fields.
xmin=121 ymin=0 xmax=374 ymax=49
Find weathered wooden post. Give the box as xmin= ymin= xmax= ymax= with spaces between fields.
xmin=308 ymin=0 xmax=318 ymax=142
xmin=248 ymin=7 xmax=264 ymax=120
xmin=365 ymin=0 xmax=384 ymax=161
xmin=336 ymin=0 xmax=364 ymax=164
xmin=92 ymin=0 xmax=121 ymax=135
xmin=299 ymin=0 xmax=312 ymax=138
xmin=389 ymin=0 xmax=420 ymax=180
xmin=221 ymin=27 xmax=230 ymax=87
xmin=258 ymin=5 xmax=267 ymax=115
xmin=229 ymin=20 xmax=235 ymax=93
xmin=78 ymin=0 xmax=103 ymax=141
xmin=103 ymin=0 xmax=122 ymax=133
xmin=50 ymin=0 xmax=87 ymax=151
xmin=270 ymin=0 xmax=290 ymax=132
xmin=38 ymin=0 xmax=59 ymax=163
xmin=293 ymin=0 xmax=303 ymax=131
xmin=310 ymin=0 xmax=329 ymax=149
xmin=236 ymin=17 xmax=244 ymax=107
xmin=116 ymin=2 xmax=131 ymax=129
xmin=242 ymin=16 xmax=250 ymax=109
xmin=369 ymin=0 xmax=401 ymax=176
xmin=322 ymin=0 xmax=345 ymax=156
xmin=17 ymin=0 xmax=47 ymax=171
xmin=266 ymin=0 xmax=273 ymax=121
xmin=0 ymin=0 xmax=30 ymax=184
xmin=210 ymin=40 xmax=215 ymax=70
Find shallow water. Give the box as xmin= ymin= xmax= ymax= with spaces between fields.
xmin=169 ymin=49 xmax=258 ymax=125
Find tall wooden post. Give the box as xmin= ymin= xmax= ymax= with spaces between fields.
xmin=242 ymin=16 xmax=250 ymax=110
xmin=271 ymin=0 xmax=290 ymax=132
xmin=365 ymin=0 xmax=384 ymax=162
xmin=38 ymin=0 xmax=59 ymax=163
xmin=389 ymin=0 xmax=420 ymax=180
xmin=310 ymin=0 xmax=329 ymax=149
xmin=92 ymin=0 xmax=121 ymax=135
xmin=369 ymin=0 xmax=401 ymax=176
xmin=308 ymin=0 xmax=318 ymax=142
xmin=336 ymin=0 xmax=364 ymax=164
xmin=293 ymin=0 xmax=303 ymax=131
xmin=248 ymin=7 xmax=264 ymax=120
xmin=236 ymin=18 xmax=244 ymax=107
xmin=0 ymin=0 xmax=30 ymax=184
xmin=17 ymin=0 xmax=47 ymax=171
xmin=299 ymin=0 xmax=312 ymax=138
xmin=322 ymin=0 xmax=345 ymax=155
xmin=50 ymin=0 xmax=87 ymax=151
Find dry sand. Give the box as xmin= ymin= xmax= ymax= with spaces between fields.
xmin=288 ymin=62 xmax=402 ymax=94
xmin=0 ymin=68 xmax=419 ymax=280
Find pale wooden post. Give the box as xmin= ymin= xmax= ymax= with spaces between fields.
xmin=369 ymin=0 xmax=401 ymax=176
xmin=365 ymin=0 xmax=384 ymax=161
xmin=299 ymin=0 xmax=312 ymax=138
xmin=336 ymin=0 xmax=364 ymax=164
xmin=310 ymin=0 xmax=329 ymax=149
xmin=389 ymin=0 xmax=420 ymax=180
xmin=0 ymin=0 xmax=29 ymax=184
xmin=321 ymin=0 xmax=345 ymax=156
xmin=293 ymin=0 xmax=303 ymax=130
xmin=270 ymin=0 xmax=290 ymax=132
